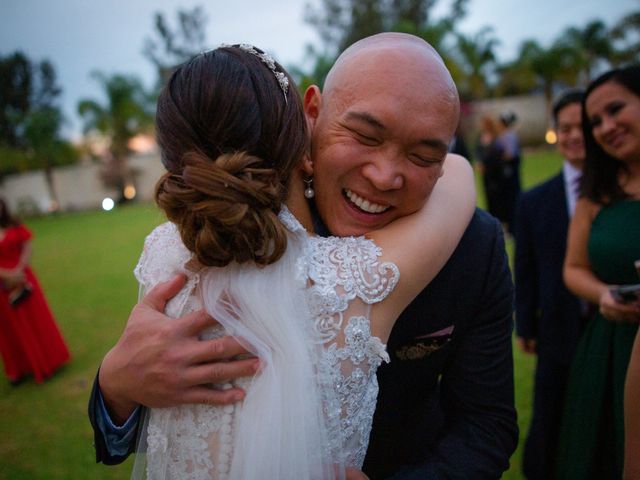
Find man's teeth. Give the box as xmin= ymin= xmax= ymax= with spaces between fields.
xmin=344 ymin=189 xmax=389 ymax=214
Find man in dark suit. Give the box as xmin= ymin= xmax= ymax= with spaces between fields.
xmin=514 ymin=90 xmax=587 ymax=480
xmin=89 ymin=33 xmax=517 ymax=479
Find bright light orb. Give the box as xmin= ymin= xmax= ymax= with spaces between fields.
xmin=545 ymin=129 xmax=557 ymax=144
xmin=124 ymin=184 xmax=136 ymax=200
xmin=102 ymin=198 xmax=115 ymax=211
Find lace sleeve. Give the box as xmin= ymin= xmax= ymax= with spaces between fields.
xmin=306 ymin=236 xmax=399 ymax=468
xmin=132 ymin=222 xmax=200 ymax=316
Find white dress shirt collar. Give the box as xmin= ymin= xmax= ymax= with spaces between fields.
xmin=563 ymin=160 xmax=582 ymax=217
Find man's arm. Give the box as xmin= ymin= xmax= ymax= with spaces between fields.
xmin=89 ymin=274 xmax=259 ymax=463
xmin=390 ymin=217 xmax=518 ymax=479
xmin=88 ymin=371 xmax=143 ymax=464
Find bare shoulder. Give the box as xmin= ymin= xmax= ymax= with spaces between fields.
xmin=444 ymin=153 xmax=472 ymax=173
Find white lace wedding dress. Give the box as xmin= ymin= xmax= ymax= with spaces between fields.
xmin=131 ymin=208 xmax=399 ymax=480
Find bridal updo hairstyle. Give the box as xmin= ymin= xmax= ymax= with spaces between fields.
xmin=155 ymin=46 xmax=307 ymax=267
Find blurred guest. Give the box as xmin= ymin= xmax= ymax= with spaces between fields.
xmin=496 ymin=110 xmax=522 ymax=234
xmin=515 ymin=90 xmax=588 ymax=480
xmin=0 ymin=198 xmax=70 ymax=384
xmin=476 ymin=114 xmax=508 ymax=224
xmin=449 ymin=124 xmax=470 ymax=160
xmin=558 ymin=66 xmax=640 ymax=479
xmin=625 ymin=326 xmax=640 ymax=480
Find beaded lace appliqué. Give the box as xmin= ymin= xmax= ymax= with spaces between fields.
xmin=304 ymin=234 xmax=397 ymax=467
xmin=306 ymin=235 xmax=399 ymax=343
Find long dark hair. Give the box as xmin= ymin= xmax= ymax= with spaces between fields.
xmin=581 ymin=65 xmax=640 ymax=204
xmin=0 ymin=198 xmax=20 ymax=228
xmin=154 ymin=46 xmax=308 ymax=267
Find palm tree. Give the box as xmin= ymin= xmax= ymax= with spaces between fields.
xmin=453 ymin=27 xmax=500 ymax=100
xmin=556 ymin=20 xmax=614 ymax=83
xmin=610 ymin=11 xmax=640 ymax=65
xmin=495 ymin=39 xmax=581 ymax=120
xmin=77 ymin=72 xmax=153 ymax=202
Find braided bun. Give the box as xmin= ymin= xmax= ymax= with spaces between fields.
xmin=156 ymin=151 xmax=288 ymax=267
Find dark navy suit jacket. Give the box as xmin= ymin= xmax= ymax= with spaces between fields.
xmin=514 ymin=173 xmax=585 ymax=364
xmin=363 ymin=208 xmax=517 ymax=479
xmin=89 ymin=208 xmax=518 ymax=479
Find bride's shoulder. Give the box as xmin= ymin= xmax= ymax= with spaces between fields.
xmin=310 ymin=234 xmax=382 ymax=260
xmin=134 ymin=221 xmax=193 ymax=287
xmin=307 ymin=234 xmax=399 ymax=304
xmin=142 ymin=222 xmax=189 ymax=258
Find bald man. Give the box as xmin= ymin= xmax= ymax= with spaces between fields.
xmin=90 ymin=33 xmax=517 ymax=479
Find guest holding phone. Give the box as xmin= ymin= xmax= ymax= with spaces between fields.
xmin=558 ymin=66 xmax=640 ymax=479
xmin=0 ymin=197 xmax=70 ymax=384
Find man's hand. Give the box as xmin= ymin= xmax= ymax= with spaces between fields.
xmin=99 ymin=274 xmax=259 ymax=425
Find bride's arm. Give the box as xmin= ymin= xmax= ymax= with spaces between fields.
xmin=367 ymin=153 xmax=476 ymax=339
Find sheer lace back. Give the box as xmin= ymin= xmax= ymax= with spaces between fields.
xmin=133 ymin=208 xmax=399 ymax=479
xmin=305 ymin=235 xmax=397 ymax=466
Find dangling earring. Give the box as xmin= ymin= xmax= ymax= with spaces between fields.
xmin=303 ymin=176 xmax=315 ymax=199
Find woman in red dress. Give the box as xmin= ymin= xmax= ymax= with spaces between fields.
xmin=0 ymin=198 xmax=70 ymax=384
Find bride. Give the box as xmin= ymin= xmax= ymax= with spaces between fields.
xmin=131 ymin=44 xmax=475 ymax=479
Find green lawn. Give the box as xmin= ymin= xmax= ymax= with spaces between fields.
xmin=0 ymin=148 xmax=563 ymax=479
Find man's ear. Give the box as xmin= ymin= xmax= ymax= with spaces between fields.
xmin=302 ymin=154 xmax=314 ymax=176
xmin=303 ymin=85 xmax=322 ymax=131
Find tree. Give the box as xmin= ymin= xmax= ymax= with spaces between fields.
xmin=0 ymin=52 xmax=33 ymax=148
xmin=22 ymin=107 xmax=78 ymax=208
xmin=302 ymin=0 xmax=469 ymax=87
xmin=0 ymin=52 xmax=77 ymax=206
xmin=77 ymin=73 xmax=154 ymax=202
xmin=556 ymin=20 xmax=614 ymax=83
xmin=453 ymin=27 xmax=499 ymax=100
xmin=495 ymin=39 xmax=581 ymax=122
xmin=610 ymin=11 xmax=640 ymax=65
xmin=143 ymin=5 xmax=208 ymax=88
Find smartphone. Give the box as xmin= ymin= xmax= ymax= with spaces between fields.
xmin=610 ymin=284 xmax=640 ymax=304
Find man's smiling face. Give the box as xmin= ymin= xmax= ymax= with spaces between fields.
xmin=304 ymin=37 xmax=459 ymax=237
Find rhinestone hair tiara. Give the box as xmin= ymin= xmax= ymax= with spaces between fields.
xmin=219 ymin=43 xmax=289 ymax=103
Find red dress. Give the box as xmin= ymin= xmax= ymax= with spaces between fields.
xmin=0 ymin=225 xmax=70 ymax=382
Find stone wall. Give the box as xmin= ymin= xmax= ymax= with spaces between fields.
xmin=0 ymin=151 xmax=166 ymax=216
xmin=467 ymin=93 xmax=549 ymax=148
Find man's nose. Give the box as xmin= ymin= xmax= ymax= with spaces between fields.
xmin=361 ymin=155 xmax=404 ymax=191
xmin=569 ymin=127 xmax=583 ymax=140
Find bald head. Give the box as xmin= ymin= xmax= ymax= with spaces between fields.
xmin=324 ymin=32 xmax=458 ymax=117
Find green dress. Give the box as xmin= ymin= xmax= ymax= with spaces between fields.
xmin=557 ymin=200 xmax=640 ymax=479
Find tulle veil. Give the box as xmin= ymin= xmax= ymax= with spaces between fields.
xmin=131 ymin=219 xmax=345 ymax=479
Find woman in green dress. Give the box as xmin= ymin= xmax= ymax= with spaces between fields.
xmin=558 ymin=66 xmax=640 ymax=479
